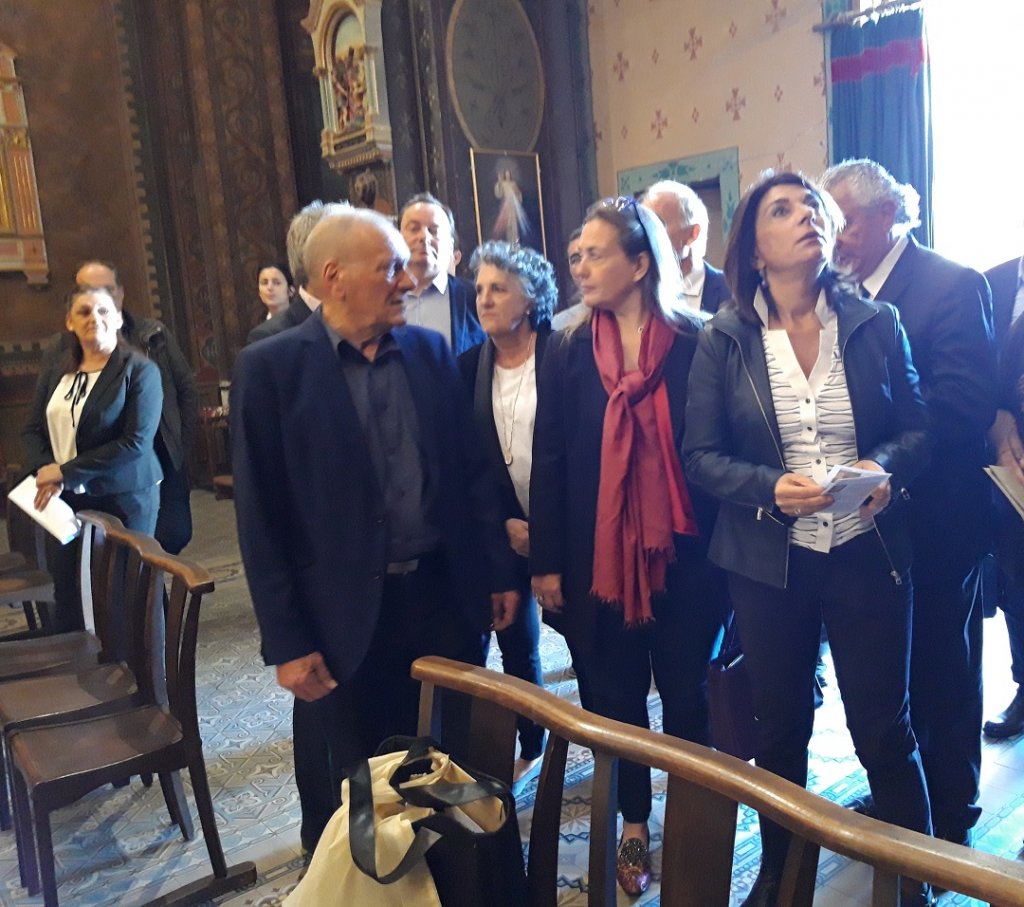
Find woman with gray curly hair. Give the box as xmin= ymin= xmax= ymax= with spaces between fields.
xmin=458 ymin=240 xmax=556 ymax=795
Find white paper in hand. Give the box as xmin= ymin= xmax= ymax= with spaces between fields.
xmin=7 ymin=475 xmax=81 ymax=544
xmin=821 ymin=464 xmax=891 ymax=517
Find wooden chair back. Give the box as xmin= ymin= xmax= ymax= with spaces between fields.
xmin=412 ymin=656 xmax=1024 ymax=907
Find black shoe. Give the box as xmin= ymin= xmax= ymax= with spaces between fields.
xmin=741 ymin=869 xmax=780 ymax=907
xmin=900 ymin=880 xmax=936 ymax=906
xmin=815 ymin=655 xmax=829 ymax=688
xmin=844 ymin=793 xmax=878 ymax=819
xmin=983 ymin=688 xmax=1024 ymax=739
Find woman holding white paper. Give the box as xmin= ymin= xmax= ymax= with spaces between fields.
xmin=683 ymin=172 xmax=934 ymax=907
xmin=21 ymin=286 xmax=163 ymax=632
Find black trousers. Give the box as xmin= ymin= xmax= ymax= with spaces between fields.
xmin=728 ymin=531 xmax=932 ymax=874
xmin=292 ymin=552 xmax=486 ymax=851
xmin=49 ymin=486 xmax=160 ymax=634
xmin=484 ymin=557 xmax=546 ymax=761
xmin=909 ymin=554 xmax=983 ymax=842
xmin=576 ymin=541 xmax=725 ymax=824
xmin=154 ymin=459 xmax=193 ymax=555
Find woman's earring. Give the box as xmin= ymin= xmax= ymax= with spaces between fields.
xmin=758 ymin=266 xmax=769 ymax=290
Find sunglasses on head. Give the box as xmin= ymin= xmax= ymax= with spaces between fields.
xmin=598 ymin=196 xmax=652 ymax=249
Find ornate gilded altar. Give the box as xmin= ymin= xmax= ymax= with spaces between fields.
xmin=303 ymin=0 xmax=396 ymax=213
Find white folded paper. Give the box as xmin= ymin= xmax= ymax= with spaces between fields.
xmin=7 ymin=475 xmax=82 ymax=544
xmin=986 ymin=466 xmax=1024 ymax=521
xmin=820 ymin=464 xmax=891 ymax=517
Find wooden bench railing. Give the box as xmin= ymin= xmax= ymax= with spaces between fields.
xmin=413 ymin=656 xmax=1024 ymax=907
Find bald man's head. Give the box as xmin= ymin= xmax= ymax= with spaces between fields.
xmin=75 ymin=260 xmax=125 ymax=309
xmin=305 ymin=209 xmax=414 ymax=343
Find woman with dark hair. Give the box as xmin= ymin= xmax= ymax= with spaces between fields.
xmin=530 ymin=198 xmax=724 ymax=896
xmin=255 ymin=261 xmax=295 ymax=323
xmin=458 ymin=240 xmax=557 ymax=792
xmin=22 ymin=286 xmax=163 ymax=631
xmin=683 ymin=172 xmax=933 ymax=906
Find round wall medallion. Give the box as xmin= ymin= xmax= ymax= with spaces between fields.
xmin=446 ymin=0 xmax=545 ymax=151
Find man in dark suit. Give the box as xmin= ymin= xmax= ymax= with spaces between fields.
xmin=247 ymin=201 xmax=349 ymax=346
xmin=988 ymin=256 xmax=1021 ymax=345
xmin=823 ymin=160 xmax=996 ymax=848
xmin=983 ymin=253 xmax=1024 ymax=738
xmin=641 ymin=180 xmax=731 ymax=314
xmin=398 ymin=192 xmax=485 ymax=354
xmin=231 ymin=207 xmax=519 ymax=853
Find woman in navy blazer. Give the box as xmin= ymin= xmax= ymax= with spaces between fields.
xmin=22 ymin=286 xmax=163 ymax=630
xmin=530 ymin=199 xmax=725 ymax=896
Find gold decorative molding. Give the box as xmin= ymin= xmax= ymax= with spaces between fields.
xmin=0 ymin=40 xmax=47 ymax=285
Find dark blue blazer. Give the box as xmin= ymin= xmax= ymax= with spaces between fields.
xmin=875 ymin=236 xmax=996 ymax=569
xmin=246 ymin=295 xmax=313 ymax=346
xmin=700 ymin=263 xmax=732 ymax=314
xmin=449 ymin=276 xmax=486 ymax=354
xmin=986 ymin=257 xmax=1019 ymax=350
xmin=230 ymin=314 xmax=516 ymax=683
xmin=22 ymin=344 xmax=164 ymax=496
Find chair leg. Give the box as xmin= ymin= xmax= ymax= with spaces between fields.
xmin=10 ymin=765 xmax=38 ymax=893
xmin=140 ymin=772 xmax=153 ymax=788
xmin=0 ymin=736 xmax=11 ymax=831
xmin=34 ymin=805 xmax=59 ymax=907
xmin=187 ymin=754 xmax=229 ymax=877
xmin=21 ymin=601 xmax=38 ymax=633
xmin=158 ymin=771 xmax=194 ymax=840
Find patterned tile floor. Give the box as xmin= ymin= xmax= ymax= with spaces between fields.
xmin=0 ymin=490 xmax=1021 ymax=906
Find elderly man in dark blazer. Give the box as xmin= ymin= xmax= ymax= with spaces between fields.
xmin=822 ymin=159 xmax=996 ymax=849
xmin=231 ymin=207 xmax=518 ymax=853
xmin=641 ymin=179 xmax=732 ymax=314
xmin=399 ymin=192 xmax=485 ymax=354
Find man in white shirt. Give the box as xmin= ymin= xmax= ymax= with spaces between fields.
xmin=641 ymin=180 xmax=731 ymax=314
xmin=398 ymin=192 xmax=484 ymax=355
xmin=822 ymin=159 xmax=996 ymax=849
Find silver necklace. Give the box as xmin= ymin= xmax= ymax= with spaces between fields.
xmin=497 ymin=335 xmax=534 ymax=467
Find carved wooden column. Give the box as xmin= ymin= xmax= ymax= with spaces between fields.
xmin=132 ymin=0 xmax=298 ymax=384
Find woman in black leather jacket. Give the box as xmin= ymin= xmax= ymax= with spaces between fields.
xmin=683 ymin=172 xmax=934 ymax=907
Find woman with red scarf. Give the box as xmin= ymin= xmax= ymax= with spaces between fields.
xmin=530 ymin=197 xmax=725 ymax=896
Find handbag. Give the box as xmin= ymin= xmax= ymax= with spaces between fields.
xmin=286 ymin=736 xmax=527 ymax=907
xmin=707 ymin=616 xmax=758 ymax=761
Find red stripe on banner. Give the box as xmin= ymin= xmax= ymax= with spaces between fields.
xmin=831 ymin=38 xmax=927 ymax=83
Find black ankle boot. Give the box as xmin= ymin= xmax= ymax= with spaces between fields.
xmin=741 ymin=869 xmax=781 ymax=907
xmin=983 ymin=687 xmax=1024 ymax=739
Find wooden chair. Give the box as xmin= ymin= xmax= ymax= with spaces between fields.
xmin=0 ymin=506 xmax=122 ymax=681
xmin=413 ymin=656 xmax=1024 ymax=907
xmin=0 ymin=512 xmax=149 ymax=833
xmin=2 ymin=490 xmax=56 ymax=637
xmin=7 ymin=523 xmax=256 ymax=906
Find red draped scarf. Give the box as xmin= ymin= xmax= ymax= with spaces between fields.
xmin=590 ymin=309 xmax=699 ymax=626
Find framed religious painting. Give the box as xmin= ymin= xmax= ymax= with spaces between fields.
xmin=469 ymin=149 xmax=546 ymax=257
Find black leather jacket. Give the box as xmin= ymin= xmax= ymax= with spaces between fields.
xmin=683 ymin=292 xmax=931 ymax=589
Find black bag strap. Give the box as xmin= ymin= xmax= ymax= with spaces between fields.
xmin=347 ymin=736 xmax=512 ymax=883
xmin=721 ymin=610 xmax=742 ymax=653
xmin=347 ymin=756 xmax=439 ymax=884
xmin=378 ymin=735 xmax=511 ymax=811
